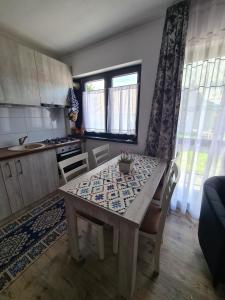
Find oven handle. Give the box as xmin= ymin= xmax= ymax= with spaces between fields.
xmin=59 ymin=149 xmax=81 ymax=157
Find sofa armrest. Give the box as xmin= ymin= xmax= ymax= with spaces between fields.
xmin=204 ymin=184 xmax=225 ymax=230
xmin=199 ymin=179 xmax=225 ymax=284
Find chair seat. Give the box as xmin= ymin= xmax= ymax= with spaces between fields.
xmin=140 ymin=204 xmax=162 ymax=234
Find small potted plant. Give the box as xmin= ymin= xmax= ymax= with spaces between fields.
xmin=118 ymin=151 xmax=133 ymax=174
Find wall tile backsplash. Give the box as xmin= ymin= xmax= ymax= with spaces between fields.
xmin=0 ymin=106 xmax=66 ymax=147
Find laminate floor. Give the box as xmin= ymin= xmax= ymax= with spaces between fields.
xmin=1 ymin=210 xmax=224 ymax=300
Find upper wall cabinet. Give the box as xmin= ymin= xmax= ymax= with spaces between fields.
xmin=0 ymin=35 xmax=40 ymax=105
xmin=0 ymin=34 xmax=72 ymax=106
xmin=34 ymin=52 xmax=53 ymax=105
xmin=35 ymin=52 xmax=72 ymax=106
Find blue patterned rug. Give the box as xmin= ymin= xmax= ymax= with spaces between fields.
xmin=0 ymin=194 xmax=67 ymax=292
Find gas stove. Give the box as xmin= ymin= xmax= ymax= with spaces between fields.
xmin=43 ymin=136 xmax=79 ymax=145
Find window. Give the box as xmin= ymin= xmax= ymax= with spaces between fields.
xmin=172 ymin=56 xmax=225 ymax=218
xmin=83 ymin=79 xmax=105 ymax=133
xmin=85 ymin=79 xmax=104 ymax=91
xmin=78 ymin=65 xmax=141 ymax=143
xmin=112 ymin=73 xmax=138 ymax=87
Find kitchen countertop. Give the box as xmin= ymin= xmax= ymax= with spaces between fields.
xmin=0 ymin=139 xmax=81 ymax=161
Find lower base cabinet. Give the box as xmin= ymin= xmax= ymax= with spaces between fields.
xmin=38 ymin=149 xmax=59 ymax=197
xmin=0 ymin=167 xmax=12 ymax=220
xmin=1 ymin=159 xmax=24 ymax=213
xmin=0 ymin=149 xmax=59 ymax=220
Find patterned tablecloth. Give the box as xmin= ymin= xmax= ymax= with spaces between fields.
xmin=67 ymin=155 xmax=160 ymax=215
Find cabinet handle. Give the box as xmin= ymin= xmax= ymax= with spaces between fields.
xmin=16 ymin=160 xmax=23 ymax=175
xmin=5 ymin=162 xmax=12 ymax=178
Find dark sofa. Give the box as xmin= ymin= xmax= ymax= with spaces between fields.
xmin=198 ymin=176 xmax=225 ymax=287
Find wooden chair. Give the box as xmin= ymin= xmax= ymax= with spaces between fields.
xmin=58 ymin=152 xmax=90 ymax=184
xmin=58 ymin=152 xmax=105 ymax=260
xmin=152 ymin=153 xmax=179 ymax=207
xmin=140 ymin=162 xmax=180 ymax=275
xmin=92 ymin=144 xmax=110 ymax=167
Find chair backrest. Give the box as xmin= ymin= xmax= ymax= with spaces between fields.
xmin=58 ymin=152 xmax=89 ymax=183
xmin=156 ymin=153 xmax=179 ymax=207
xmin=92 ymin=144 xmax=109 ymax=167
xmin=157 ymin=162 xmax=180 ymax=239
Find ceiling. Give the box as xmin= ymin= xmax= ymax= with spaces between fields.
xmin=0 ymin=0 xmax=174 ymax=56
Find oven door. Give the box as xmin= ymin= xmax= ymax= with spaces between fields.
xmin=57 ymin=148 xmax=82 ymax=173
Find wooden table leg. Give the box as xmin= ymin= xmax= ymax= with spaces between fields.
xmin=118 ymin=220 xmax=139 ymax=299
xmin=65 ymin=197 xmax=81 ymax=261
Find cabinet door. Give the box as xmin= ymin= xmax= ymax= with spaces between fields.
xmin=35 ymin=52 xmax=72 ymax=106
xmin=61 ymin=63 xmax=72 ymax=105
xmin=0 ymin=35 xmax=40 ymax=105
xmin=0 ymin=160 xmax=24 ymax=213
xmin=35 ymin=52 xmax=53 ymax=104
xmin=50 ymin=58 xmax=71 ymax=106
xmin=17 ymin=43 xmax=40 ymax=105
xmin=66 ymin=64 xmax=73 ymax=88
xmin=0 ymin=35 xmax=23 ymax=104
xmin=15 ymin=154 xmax=42 ymax=206
xmin=16 ymin=150 xmax=59 ymax=206
xmin=49 ymin=57 xmax=62 ymax=105
xmin=0 ymin=166 xmax=11 ymax=221
xmin=38 ymin=149 xmax=59 ymax=195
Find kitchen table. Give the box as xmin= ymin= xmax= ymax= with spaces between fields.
xmin=59 ymin=154 xmax=167 ymax=299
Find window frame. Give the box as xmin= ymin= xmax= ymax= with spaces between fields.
xmin=76 ymin=64 xmax=141 ymax=144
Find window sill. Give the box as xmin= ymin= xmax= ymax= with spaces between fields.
xmin=73 ymin=134 xmax=138 ymax=145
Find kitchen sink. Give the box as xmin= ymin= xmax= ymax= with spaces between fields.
xmin=8 ymin=143 xmax=46 ymax=151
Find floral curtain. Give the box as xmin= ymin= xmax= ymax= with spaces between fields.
xmin=145 ymin=1 xmax=189 ymax=161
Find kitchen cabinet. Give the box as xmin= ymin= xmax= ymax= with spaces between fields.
xmin=15 ymin=149 xmax=59 ymax=206
xmin=15 ymin=154 xmax=42 ymax=206
xmin=34 ymin=52 xmax=53 ymax=105
xmin=0 ymin=33 xmax=72 ymax=106
xmin=17 ymin=43 xmax=40 ymax=105
xmin=38 ymin=149 xmax=59 ymax=195
xmin=0 ymin=35 xmax=40 ymax=105
xmin=52 ymin=60 xmax=73 ymax=106
xmin=0 ymin=167 xmax=11 ymax=220
xmin=0 ymin=149 xmax=59 ymax=217
xmin=0 ymin=159 xmax=24 ymax=213
xmin=35 ymin=52 xmax=72 ymax=106
xmin=0 ymin=35 xmax=23 ymax=104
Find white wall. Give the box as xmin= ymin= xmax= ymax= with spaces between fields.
xmin=62 ymin=17 xmax=165 ymax=167
xmin=0 ymin=106 xmax=66 ymax=147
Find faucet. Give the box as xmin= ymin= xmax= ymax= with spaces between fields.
xmin=18 ymin=136 xmax=28 ymax=145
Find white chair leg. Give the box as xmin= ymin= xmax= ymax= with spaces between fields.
xmin=113 ymin=228 xmax=119 ymax=255
xmin=97 ymin=226 xmax=104 ymax=260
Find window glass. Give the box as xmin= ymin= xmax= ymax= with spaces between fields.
xmin=83 ymin=79 xmax=105 ymax=133
xmin=112 ymin=73 xmax=138 ymax=87
xmin=107 ymin=85 xmax=138 ymax=135
xmin=85 ymin=79 xmax=104 ymax=91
